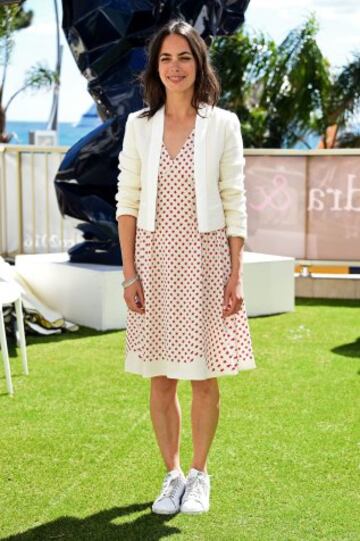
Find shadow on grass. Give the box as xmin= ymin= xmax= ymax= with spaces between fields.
xmin=296 ymin=297 xmax=360 ymax=360
xmin=1 ymin=503 xmax=183 ymax=541
xmin=295 ymin=297 xmax=360 ymax=308
xmin=332 ymin=337 xmax=360 ymax=359
xmin=5 ymin=326 xmax=121 ymax=356
xmin=1 ymin=327 xmax=123 ymax=395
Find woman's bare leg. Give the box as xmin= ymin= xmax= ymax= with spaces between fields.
xmin=190 ymin=378 xmax=220 ymax=473
xmin=150 ymin=376 xmax=182 ymax=472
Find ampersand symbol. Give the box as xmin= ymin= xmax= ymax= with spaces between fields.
xmin=250 ymin=174 xmax=291 ymax=211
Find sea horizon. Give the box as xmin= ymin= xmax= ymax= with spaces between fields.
xmin=6 ymin=120 xmax=96 ymax=147
xmin=6 ymin=119 xmax=322 ymax=149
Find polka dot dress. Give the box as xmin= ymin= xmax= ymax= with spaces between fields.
xmin=124 ymin=127 xmax=256 ymax=379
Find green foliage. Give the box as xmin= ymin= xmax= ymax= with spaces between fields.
xmin=0 ymin=1 xmax=57 ymax=141
xmin=0 ymin=0 xmax=32 ymax=35
xmin=24 ymin=62 xmax=59 ymax=90
xmin=0 ymin=0 xmax=33 ymax=62
xmin=211 ymin=13 xmax=360 ymax=148
xmin=323 ymin=53 xmax=360 ymax=147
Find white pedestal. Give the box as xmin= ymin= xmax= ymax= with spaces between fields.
xmin=244 ymin=252 xmax=295 ymax=315
xmin=15 ymin=253 xmax=126 ymax=331
xmin=15 ymin=251 xmax=295 ymax=330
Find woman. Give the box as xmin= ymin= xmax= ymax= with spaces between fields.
xmin=115 ymin=18 xmax=256 ymax=515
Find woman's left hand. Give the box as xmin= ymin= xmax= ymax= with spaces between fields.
xmin=223 ymin=274 xmax=244 ymax=317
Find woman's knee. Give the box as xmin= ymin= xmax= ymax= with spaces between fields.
xmin=150 ymin=376 xmax=178 ymax=401
xmin=191 ymin=378 xmax=220 ymax=400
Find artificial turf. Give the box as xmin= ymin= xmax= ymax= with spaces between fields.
xmin=0 ymin=298 xmax=359 ymax=540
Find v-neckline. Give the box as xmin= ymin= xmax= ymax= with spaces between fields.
xmin=162 ymin=127 xmax=195 ymax=161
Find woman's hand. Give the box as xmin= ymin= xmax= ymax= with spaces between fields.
xmin=223 ymin=274 xmax=244 ymax=317
xmin=124 ymin=279 xmax=145 ymax=314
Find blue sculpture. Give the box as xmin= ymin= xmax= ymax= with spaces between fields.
xmin=56 ymin=0 xmax=250 ymax=264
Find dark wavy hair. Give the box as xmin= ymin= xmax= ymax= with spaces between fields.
xmin=136 ymin=18 xmax=221 ymax=119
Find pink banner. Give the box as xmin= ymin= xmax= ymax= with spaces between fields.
xmin=245 ymin=154 xmax=360 ymax=261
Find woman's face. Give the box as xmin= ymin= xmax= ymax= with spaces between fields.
xmin=158 ymin=33 xmax=197 ymax=97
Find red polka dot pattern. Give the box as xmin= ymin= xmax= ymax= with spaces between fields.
xmin=124 ymin=128 xmax=256 ymax=379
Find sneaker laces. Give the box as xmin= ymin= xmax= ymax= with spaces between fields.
xmin=158 ymin=473 xmax=183 ymax=502
xmin=184 ymin=473 xmax=207 ymax=502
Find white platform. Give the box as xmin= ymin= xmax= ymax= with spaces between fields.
xmin=15 ymin=252 xmax=295 ymax=331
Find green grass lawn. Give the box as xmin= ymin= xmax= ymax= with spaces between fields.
xmin=0 ymin=298 xmax=359 ymax=541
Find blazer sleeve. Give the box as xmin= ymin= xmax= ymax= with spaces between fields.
xmin=219 ymin=112 xmax=247 ymax=240
xmin=115 ymin=113 xmax=141 ymax=219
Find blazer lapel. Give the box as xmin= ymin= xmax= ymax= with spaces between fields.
xmin=146 ymin=105 xmax=164 ymax=221
xmin=194 ymin=103 xmax=211 ymax=227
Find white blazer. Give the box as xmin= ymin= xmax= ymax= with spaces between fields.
xmin=115 ymin=102 xmax=247 ymax=239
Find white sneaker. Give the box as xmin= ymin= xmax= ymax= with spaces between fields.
xmin=152 ymin=469 xmax=186 ymax=514
xmin=180 ymin=468 xmax=211 ymax=514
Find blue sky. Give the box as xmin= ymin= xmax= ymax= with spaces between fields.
xmin=5 ymin=0 xmax=360 ymax=122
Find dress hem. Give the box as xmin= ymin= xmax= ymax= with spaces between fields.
xmin=124 ymin=350 xmax=257 ymax=380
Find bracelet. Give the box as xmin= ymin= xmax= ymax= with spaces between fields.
xmin=122 ymin=273 xmax=140 ymax=288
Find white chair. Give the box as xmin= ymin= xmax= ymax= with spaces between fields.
xmin=0 ymin=282 xmax=29 ymax=395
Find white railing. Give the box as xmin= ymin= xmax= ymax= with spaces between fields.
xmin=1 ymin=144 xmax=359 ymax=264
xmin=0 ymin=144 xmax=83 ymax=256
